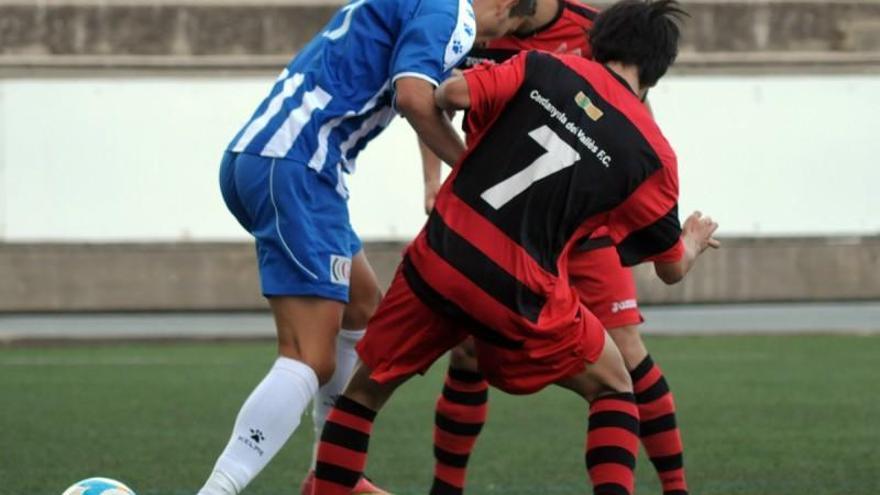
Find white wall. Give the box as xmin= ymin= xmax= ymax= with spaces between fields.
xmin=0 ymin=74 xmax=878 ymax=242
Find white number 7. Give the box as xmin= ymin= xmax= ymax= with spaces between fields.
xmin=481 ymin=125 xmax=581 ymax=210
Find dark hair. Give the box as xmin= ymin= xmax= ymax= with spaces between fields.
xmin=511 ymin=0 xmax=538 ymax=17
xmin=589 ymin=0 xmax=687 ymax=88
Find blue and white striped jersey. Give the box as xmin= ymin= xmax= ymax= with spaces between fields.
xmin=228 ymin=0 xmax=476 ymax=183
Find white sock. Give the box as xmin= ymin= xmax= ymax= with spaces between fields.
xmin=197 ymin=471 xmax=237 ymax=495
xmin=198 ymin=357 xmax=318 ymax=495
xmin=310 ymin=328 xmax=365 ymax=469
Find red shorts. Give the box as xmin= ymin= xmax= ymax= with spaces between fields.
xmin=357 ymin=266 xmax=607 ymax=395
xmin=568 ymin=241 xmax=642 ymax=330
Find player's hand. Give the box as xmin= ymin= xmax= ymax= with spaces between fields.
xmin=424 ymin=179 xmax=441 ymax=215
xmin=682 ymin=211 xmax=721 ymax=254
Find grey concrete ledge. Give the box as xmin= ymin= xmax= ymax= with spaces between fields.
xmin=1 ymin=237 xmax=878 ymax=312
xmin=1 ymin=1 xmax=879 ymax=72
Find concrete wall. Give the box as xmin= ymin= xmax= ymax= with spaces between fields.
xmin=1 ymin=238 xmax=878 ymax=312
xmin=1 ymin=1 xmax=879 ymax=71
xmin=633 ymin=237 xmax=880 ymax=304
xmin=1 ymin=0 xmax=877 ymax=311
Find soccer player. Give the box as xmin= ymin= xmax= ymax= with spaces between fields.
xmin=420 ymin=2 xmax=695 ymax=494
xmin=195 ymin=1 xmax=536 ymax=494
xmin=312 ymin=1 xmax=717 ymax=494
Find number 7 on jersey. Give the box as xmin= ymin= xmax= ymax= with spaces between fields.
xmin=480 ymin=125 xmax=581 ymax=210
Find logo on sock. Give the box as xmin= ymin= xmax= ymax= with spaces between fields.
xmin=236 ymin=428 xmax=266 ymax=456
xmin=250 ymin=428 xmax=265 ymax=444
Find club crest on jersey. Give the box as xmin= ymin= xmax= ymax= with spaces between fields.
xmin=330 ymin=255 xmax=352 ymax=286
xmin=575 ymin=91 xmax=604 ymax=121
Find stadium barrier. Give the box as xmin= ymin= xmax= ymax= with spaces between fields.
xmin=1 ymin=237 xmax=878 ymax=312
xmin=2 ymin=1 xmax=876 ymax=312
xmin=0 ymin=1 xmax=878 ymax=72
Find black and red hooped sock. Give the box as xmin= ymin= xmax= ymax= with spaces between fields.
xmin=430 ymin=367 xmax=489 ymax=495
xmin=313 ymin=395 xmax=376 ymax=495
xmin=630 ymin=355 xmax=688 ymax=495
xmin=586 ymin=392 xmax=640 ymax=495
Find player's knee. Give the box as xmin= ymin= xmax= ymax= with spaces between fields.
xmin=604 ymin=346 xmax=634 ymax=395
xmin=449 ymin=344 xmax=479 ymax=372
xmin=307 ymin=356 xmax=338 ymax=385
xmin=582 ymin=343 xmax=634 ymax=401
xmin=342 ymin=288 xmax=382 ymax=329
xmin=606 ymin=365 xmax=633 ymax=395
xmin=584 ymin=369 xmax=632 ymax=402
xmin=277 ymin=345 xmax=337 ymax=384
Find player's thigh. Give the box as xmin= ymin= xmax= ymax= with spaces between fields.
xmin=556 ymin=331 xmax=632 ymax=402
xmin=237 ymin=154 xmax=356 ymax=303
xmin=358 ymin=267 xmax=468 ymax=385
xmin=608 ymin=324 xmax=648 ymax=371
xmin=269 ymin=296 xmax=344 ymax=383
xmin=231 ymin=155 xmax=357 ymax=383
xmin=342 ymin=360 xmax=410 ymax=412
xmin=342 ymin=248 xmax=383 ymax=330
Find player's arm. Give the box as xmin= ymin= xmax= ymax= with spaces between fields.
xmin=419 ymin=138 xmax=444 ymax=214
xmin=653 ymin=211 xmax=720 ymax=284
xmin=436 ymin=53 xmax=527 ymax=144
xmin=418 ymin=103 xmax=458 ymax=214
xmin=390 ymin=1 xmax=476 ymax=166
xmin=435 ymin=74 xmax=472 ymax=111
xmin=611 ymin=166 xmax=719 ymax=284
xmin=396 ymin=77 xmax=466 ymax=166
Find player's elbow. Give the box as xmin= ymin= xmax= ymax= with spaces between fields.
xmin=395 ymin=89 xmax=426 ymax=119
xmin=654 ymin=261 xmax=685 ymax=285
xmin=395 ymin=79 xmax=435 ymax=120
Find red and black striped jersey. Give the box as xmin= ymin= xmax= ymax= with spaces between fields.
xmin=405 ymin=52 xmax=683 ymax=344
xmin=458 ymin=0 xmax=614 ymax=242
xmin=460 ymin=0 xmax=598 ymax=69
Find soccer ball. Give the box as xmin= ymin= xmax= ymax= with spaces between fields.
xmin=61 ymin=477 xmax=136 ymax=495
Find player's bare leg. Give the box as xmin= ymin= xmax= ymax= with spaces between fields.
xmin=609 ymin=325 xmax=689 ymax=495
xmin=607 ymin=325 xmax=648 ymax=369
xmin=199 ymin=297 xmax=343 ymax=495
xmin=312 ymin=362 xmax=411 ymax=495
xmin=556 ymin=333 xmax=640 ymax=495
xmin=271 ymin=297 xmax=344 ymax=382
xmin=430 ymin=339 xmax=489 ymax=495
xmin=313 ymin=251 xmax=382 ymax=424
xmin=556 ymin=332 xmax=632 ymax=401
xmin=341 ymin=251 xmax=384 ymax=332
xmin=302 ymin=251 xmax=390 ymax=495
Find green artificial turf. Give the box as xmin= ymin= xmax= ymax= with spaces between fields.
xmin=1 ymin=335 xmax=878 ymax=494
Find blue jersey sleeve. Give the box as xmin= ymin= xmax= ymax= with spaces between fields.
xmin=390 ymin=0 xmax=476 ymax=87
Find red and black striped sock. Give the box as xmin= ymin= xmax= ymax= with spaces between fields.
xmin=630 ymin=355 xmax=688 ymax=495
xmin=313 ymin=395 xmax=376 ymax=495
xmin=430 ymin=367 xmax=489 ymax=495
xmin=586 ymin=392 xmax=640 ymax=495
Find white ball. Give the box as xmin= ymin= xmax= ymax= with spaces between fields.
xmin=61 ymin=477 xmax=136 ymax=495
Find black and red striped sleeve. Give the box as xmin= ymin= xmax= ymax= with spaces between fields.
xmin=462 ymin=51 xmax=527 ymax=139
xmin=608 ymin=166 xmax=684 ymax=266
